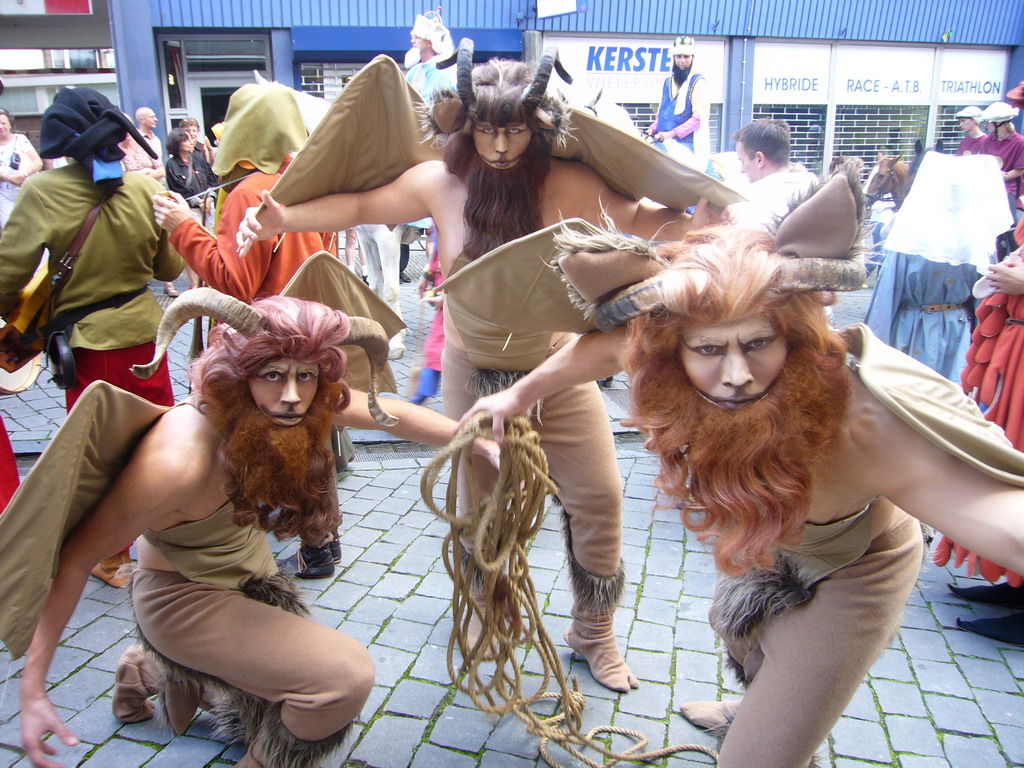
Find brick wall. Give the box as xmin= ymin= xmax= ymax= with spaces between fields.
xmin=752 ymin=103 xmax=828 ymax=174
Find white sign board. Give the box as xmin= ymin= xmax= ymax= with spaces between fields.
xmin=537 ymin=0 xmax=580 ymax=19
xmin=753 ymin=43 xmax=831 ymax=103
xmin=543 ymin=35 xmax=726 ymax=104
xmin=835 ymin=45 xmax=934 ymax=104
xmin=937 ymin=48 xmax=1009 ymax=104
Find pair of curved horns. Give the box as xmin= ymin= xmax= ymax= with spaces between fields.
xmin=131 ymin=288 xmax=398 ymax=427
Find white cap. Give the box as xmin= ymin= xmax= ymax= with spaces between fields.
xmin=668 ymin=35 xmax=696 ymax=56
xmin=981 ymin=101 xmax=1020 ymax=123
xmin=955 ymin=106 xmax=983 ymax=120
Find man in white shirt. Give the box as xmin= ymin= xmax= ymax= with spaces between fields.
xmin=725 ymin=118 xmax=816 ymax=231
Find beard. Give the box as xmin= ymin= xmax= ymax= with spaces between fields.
xmin=203 ymin=378 xmax=344 ymax=543
xmin=633 ymin=344 xmax=851 ymax=576
xmin=672 ymin=63 xmax=692 ymax=89
xmin=444 ymin=131 xmax=550 ymax=260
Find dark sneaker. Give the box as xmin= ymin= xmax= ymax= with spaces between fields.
xmin=957 ymin=613 xmax=1024 ymax=646
xmin=277 ymin=543 xmax=335 ymax=579
xmin=948 ymin=582 xmax=1024 ymax=606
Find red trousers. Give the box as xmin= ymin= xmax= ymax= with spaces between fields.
xmin=0 ymin=412 xmax=17 ymax=514
xmin=65 ymin=343 xmax=174 ymax=411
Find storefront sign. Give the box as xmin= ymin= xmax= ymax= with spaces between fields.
xmin=543 ymin=35 xmax=725 ymax=104
xmin=753 ymin=43 xmax=831 ymax=103
xmin=835 ymin=45 xmax=935 ymax=104
xmin=936 ymin=48 xmax=1008 ymax=104
xmin=0 ymin=0 xmax=92 ymax=12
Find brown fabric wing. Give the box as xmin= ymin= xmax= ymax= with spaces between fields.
xmin=268 ymin=55 xmax=441 ymax=206
xmin=555 ymin=110 xmax=745 ymax=210
xmin=0 ymin=382 xmax=169 ymax=658
xmin=280 ymin=251 xmax=404 ymax=393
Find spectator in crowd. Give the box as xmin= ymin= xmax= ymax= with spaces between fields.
xmin=165 ymin=126 xmax=215 ymax=223
xmin=0 ymin=107 xmax=42 ymax=230
xmin=179 ymin=116 xmax=215 ymax=165
xmin=980 ymin=101 xmax=1024 ymax=221
xmin=724 ymin=118 xmax=815 ymax=231
xmin=120 ymin=107 xmax=165 ymax=181
xmin=0 ymin=87 xmax=183 ymax=586
xmin=955 ymin=105 xmax=987 ymax=156
xmin=646 ymin=35 xmax=710 ymax=172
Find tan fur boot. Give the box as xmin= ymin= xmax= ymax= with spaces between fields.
xmin=564 ymin=603 xmax=638 ymax=692
xmin=112 ymin=645 xmax=160 ymax=722
xmin=91 ymin=551 xmax=132 ymax=588
xmin=678 ymin=698 xmax=742 ymax=732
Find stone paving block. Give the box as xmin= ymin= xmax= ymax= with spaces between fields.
xmin=945 ymin=630 xmax=1006 ymax=661
xmin=45 ymin=645 xmax=94 ymax=686
xmin=46 ymin=666 xmax=112 ymax=712
xmin=956 ymin=655 xmax=1020 ymax=694
xmin=941 ymin=733 xmax=1007 ymax=768
xmin=141 ymin=735 xmax=226 ymax=767
xmin=902 ymin=603 xmax=941 ymax=632
xmin=341 ymin=525 xmax=386 ymax=549
xmin=887 ymin=715 xmax=943 ymax=756
xmin=610 ymin=711 xmax=668 ymax=749
xmin=1002 ymin=648 xmax=1024 ymax=679
xmin=339 ymin=619 xmax=381 ymax=647
xmin=367 ymin=645 xmax=416 ymax=687
xmin=319 ymin=580 xmax=371 ymax=610
xmin=369 ymin=573 xmax=421 ymax=600
xmin=373 ymin=495 xmax=420 ymax=516
xmin=617 ymin=680 xmax=672 ymax=719
xmin=342 ymin=562 xmax=389 ymax=587
xmin=359 ymin=685 xmax=390 ymax=724
xmin=429 ymin=704 xmax=495 ymax=752
xmin=67 ymin=598 xmax=113 ymax=630
xmin=621 ymin=525 xmax=650 ymax=548
xmin=349 ymin=714 xmax=428 ymax=768
xmin=924 ymin=693 xmax=989 ymax=735
xmin=118 ymin=712 xmax=175 ymax=746
xmin=13 ymin=737 xmax=91 ymax=766
xmin=484 ymin=713 xmax=540 ymax=760
xmin=628 ymin=621 xmax=674 ymax=653
xmin=675 ymin=650 xmax=719 ymax=686
xmin=972 ymin=688 xmax=1023 ymax=727
xmin=670 ymin=681 xmax=722 ymax=711
xmin=831 ymin=715 xmax=890 ymax=763
xmin=900 ymin=628 xmax=952 ymax=664
xmin=393 ymin=595 xmax=452 ymax=625
xmin=382 ymin=524 xmax=424 ymax=548
xmin=348 ymin=596 xmax=401 ymax=626
xmin=665 ymin=709 xmax=719 ymax=756
xmin=872 ymin=679 xmax=927 ymax=717
xmin=79 ymin=736 xmax=157 ymax=766
xmin=641 ymin=574 xmax=683 ymax=603
xmin=477 ymin=751 xmax=536 ymax=768
xmin=384 ymin=679 xmax=448 ymax=720
xmin=0 ymin=747 xmax=21 ymax=768
xmin=65 ymin=696 xmax=125 ymax=745
xmin=992 ymin=722 xmax=1024 ymax=764
xmin=361 ymin=509 xmax=403 ymax=531
xmin=411 ymin=742 xmax=478 ymax=768
xmin=377 ymin=618 xmax=434 ymax=653
xmin=911 ymin=659 xmax=972 ymax=697
xmin=681 ymin=570 xmax=717 ymax=600
xmin=870 ymin=649 xmax=915 ymax=682
xmin=409 ymin=644 xmax=454 ymax=685
xmin=898 ymin=756 xmax=952 ymax=768
xmin=65 ymin=616 xmax=134 ymax=655
xmin=623 ymin=649 xmax=672 ymax=685
xmin=360 ymin=543 xmax=408 ymax=567
xmin=635 ymin=597 xmax=678 ymax=627
xmin=843 ymin=682 xmax=880 ymax=722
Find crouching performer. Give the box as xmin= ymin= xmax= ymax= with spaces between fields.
xmin=461 ymin=172 xmax=1024 ymax=767
xmin=10 ymin=290 xmax=481 ymax=768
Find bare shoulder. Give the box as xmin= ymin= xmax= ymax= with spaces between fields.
xmin=548 ymin=158 xmax=604 ymax=186
xmin=406 ymin=160 xmax=455 ymax=185
xmin=134 ymin=404 xmax=222 ymax=488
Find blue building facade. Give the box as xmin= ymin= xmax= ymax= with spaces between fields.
xmin=109 ymin=0 xmax=1024 ymax=173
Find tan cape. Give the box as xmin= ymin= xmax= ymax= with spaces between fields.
xmin=0 ymin=255 xmax=402 ymax=658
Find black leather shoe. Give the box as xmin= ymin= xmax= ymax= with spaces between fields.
xmin=948 ymin=582 xmax=1024 ymax=606
xmin=957 ymin=613 xmax=1024 ymax=646
xmin=277 ymin=543 xmax=335 ymax=579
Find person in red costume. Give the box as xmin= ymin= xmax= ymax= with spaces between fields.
xmin=0 ymin=414 xmax=17 ymax=512
xmin=152 ymin=82 xmax=335 ymax=303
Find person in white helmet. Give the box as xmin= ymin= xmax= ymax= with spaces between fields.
xmin=955 ymin=105 xmax=986 ymax=156
xmin=981 ymin=101 xmax=1024 ymax=220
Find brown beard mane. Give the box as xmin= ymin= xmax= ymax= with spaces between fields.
xmin=444 ymin=130 xmax=551 ymax=260
xmin=203 ymin=378 xmax=345 ymax=542
xmin=628 ymin=336 xmax=851 ymax=576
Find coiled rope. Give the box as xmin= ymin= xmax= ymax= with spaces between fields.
xmin=421 ymin=413 xmax=719 ymax=767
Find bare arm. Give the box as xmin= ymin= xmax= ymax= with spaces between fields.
xmin=20 ymin=412 xmax=217 ymax=767
xmin=854 ymin=389 xmax=1024 ymax=573
xmin=237 ymin=162 xmax=444 ymax=256
xmin=458 ymin=328 xmax=627 ymax=442
xmin=2 ymin=140 xmax=43 ymax=186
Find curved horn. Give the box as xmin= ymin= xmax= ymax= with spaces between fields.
xmin=456 ymin=38 xmax=475 ymax=107
xmin=522 ymin=47 xmax=558 ymax=112
xmin=344 ymin=317 xmax=399 ymax=427
xmin=776 ymin=257 xmax=867 ymax=293
xmin=593 ymin=275 xmax=666 ymax=332
xmin=131 ymin=288 xmax=266 ymax=379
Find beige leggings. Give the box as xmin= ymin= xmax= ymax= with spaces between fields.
xmin=132 ymin=568 xmax=374 ymax=741
xmin=716 ymin=514 xmax=923 ymax=768
xmin=441 ymin=344 xmax=623 ymax=578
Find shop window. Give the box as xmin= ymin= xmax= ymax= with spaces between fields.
xmin=833 ymin=104 xmax=930 ymax=175
xmin=163 ymin=41 xmax=184 ymax=110
xmin=934 ymin=105 xmax=969 ymax=154
xmin=183 ymin=39 xmax=268 ymax=74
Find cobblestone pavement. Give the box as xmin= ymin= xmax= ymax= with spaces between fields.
xmin=1 ymin=265 xmax=1022 ymax=768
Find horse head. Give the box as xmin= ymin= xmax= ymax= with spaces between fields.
xmin=865 ymin=150 xmax=911 ymax=208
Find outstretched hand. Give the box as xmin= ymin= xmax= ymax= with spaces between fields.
xmin=151 ymin=191 xmax=192 ymax=233
xmin=21 ymin=694 xmax=79 ymax=768
xmin=236 ymin=190 xmax=285 ymax=257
